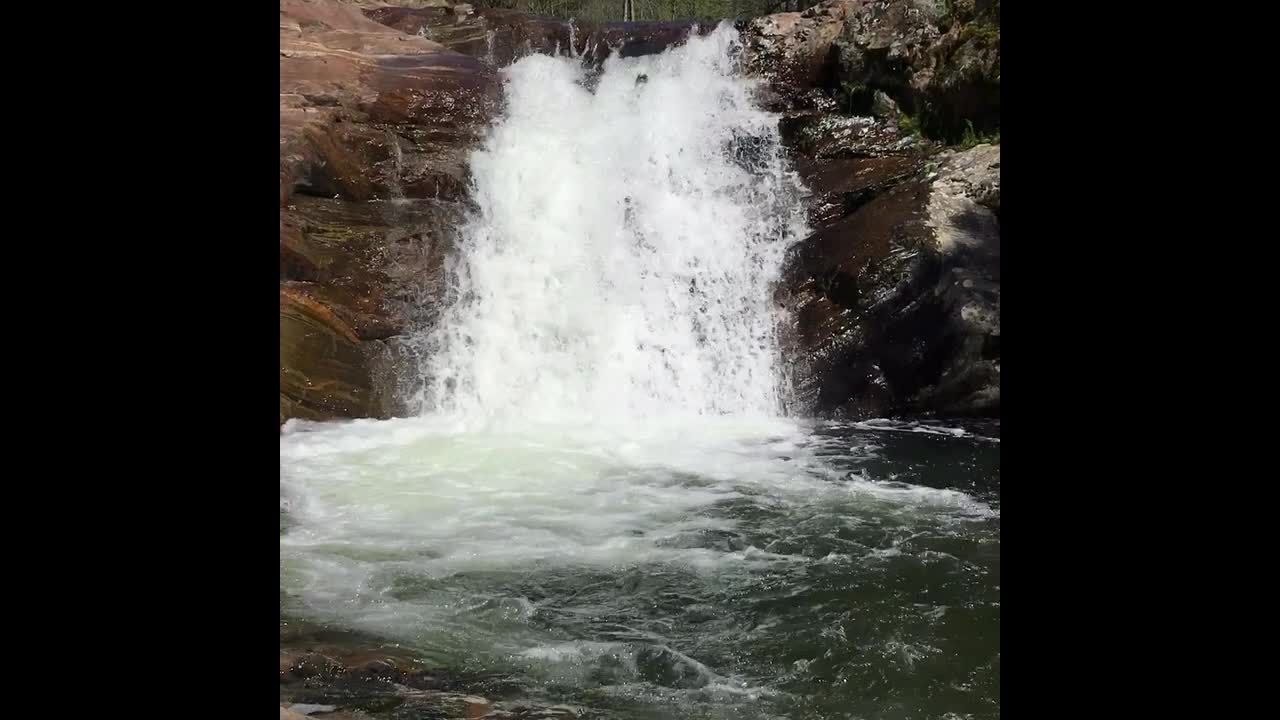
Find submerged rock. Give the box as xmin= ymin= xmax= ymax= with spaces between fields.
xmin=284 ymin=652 xmax=347 ymax=681
xmin=288 ymin=704 xmax=339 ymax=715
xmin=462 ymin=695 xmax=491 ymax=718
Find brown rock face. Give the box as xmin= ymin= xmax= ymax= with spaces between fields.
xmin=738 ymin=0 xmax=856 ymax=113
xmin=280 ymin=285 xmax=401 ymax=422
xmin=780 ymin=144 xmax=1000 ymax=418
xmin=279 ymin=0 xmax=499 ymax=425
xmin=732 ymin=0 xmax=998 ymax=418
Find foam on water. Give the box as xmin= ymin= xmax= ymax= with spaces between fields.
xmin=280 ymin=411 xmax=994 ymax=630
xmin=851 ymin=418 xmax=1002 ymax=443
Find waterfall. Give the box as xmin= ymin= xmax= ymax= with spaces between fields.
xmin=281 ymin=30 xmax=1000 ymax=720
xmin=417 ymin=24 xmax=810 ymax=426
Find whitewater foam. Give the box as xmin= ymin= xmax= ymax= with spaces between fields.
xmin=415 ymin=24 xmax=809 ymax=426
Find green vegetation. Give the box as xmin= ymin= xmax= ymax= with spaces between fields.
xmin=897 ymin=112 xmax=924 ymax=137
xmin=836 ymin=81 xmax=874 ymax=115
xmin=959 ymin=21 xmax=998 ymax=46
xmin=956 ymin=119 xmax=998 ymax=149
xmin=941 ymin=0 xmax=999 ymax=27
xmin=896 ymin=113 xmax=998 ymax=149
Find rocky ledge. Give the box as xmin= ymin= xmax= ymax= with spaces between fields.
xmin=739 ymin=0 xmax=1000 ymax=417
xmin=279 ymin=620 xmax=587 ymax=718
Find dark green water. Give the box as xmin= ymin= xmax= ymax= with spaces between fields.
xmin=281 ymin=418 xmax=999 ymax=719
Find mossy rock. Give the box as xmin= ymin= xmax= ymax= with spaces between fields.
xmin=831 ymin=0 xmax=999 ymax=144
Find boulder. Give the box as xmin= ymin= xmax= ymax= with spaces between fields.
xmin=738 ymin=0 xmax=1000 ymax=141
xmin=832 ymin=0 xmax=1000 ymax=140
xmin=738 ymin=0 xmax=857 ymax=113
xmin=780 ymin=143 xmax=1000 ymax=417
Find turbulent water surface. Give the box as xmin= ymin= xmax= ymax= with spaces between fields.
xmin=281 ymin=26 xmax=999 ymax=720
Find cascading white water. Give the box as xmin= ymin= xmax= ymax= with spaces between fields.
xmin=281 ymin=27 xmax=1000 ymax=717
xmin=418 ymin=25 xmax=809 ymax=425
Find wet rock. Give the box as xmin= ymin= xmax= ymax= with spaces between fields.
xmin=279 ymin=0 xmax=499 ymax=424
xmin=504 ymin=704 xmax=579 ymax=719
xmin=401 ymin=668 xmax=454 ymax=691
xmin=738 ymin=1 xmax=855 ymax=113
xmin=522 ymin=702 xmax=578 ymax=712
xmin=279 ymin=630 xmax=597 ymax=719
xmin=780 ymin=144 xmax=999 ymax=418
xmin=634 ymin=645 xmax=709 ymax=689
xmin=289 ymin=704 xmax=339 ymax=715
xmin=932 ymin=141 xmax=999 ymax=213
xmin=282 ymin=650 xmax=306 ymax=676
xmin=463 ymin=695 xmax=491 ymax=718
xmin=285 ymin=678 xmax=406 ymax=715
xmin=280 ymin=288 xmax=400 ymax=422
xmin=346 ymin=658 xmax=403 ymax=683
xmin=732 ymin=1 xmax=998 ymax=417
xmin=387 ymin=698 xmax=448 ymax=720
xmin=286 ymin=653 xmax=347 ymax=681
xmin=871 ymin=90 xmax=900 ymax=118
xmin=793 ymin=155 xmax=920 ymax=226
xmin=781 ymin=113 xmax=919 ymax=159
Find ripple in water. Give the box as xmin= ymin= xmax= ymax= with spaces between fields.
xmin=281 ymin=416 xmax=999 ymax=718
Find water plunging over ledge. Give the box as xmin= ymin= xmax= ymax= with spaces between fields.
xmin=281 ymin=25 xmax=999 ymax=720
